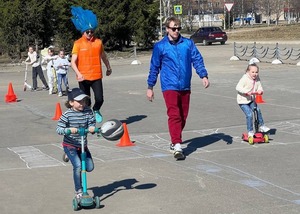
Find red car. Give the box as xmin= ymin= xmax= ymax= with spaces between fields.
xmin=190 ymin=26 xmax=227 ymax=45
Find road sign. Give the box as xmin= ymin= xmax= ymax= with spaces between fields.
xmin=225 ymin=3 xmax=234 ymax=12
xmin=174 ymin=5 xmax=182 ymax=15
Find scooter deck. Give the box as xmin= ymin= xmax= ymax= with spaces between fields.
xmin=79 ymin=194 xmax=94 ymax=207
xmin=242 ymin=132 xmax=269 ymax=144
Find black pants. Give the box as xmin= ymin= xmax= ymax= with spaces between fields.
xmin=78 ymin=79 xmax=104 ymax=111
xmin=32 ymin=65 xmax=48 ymax=89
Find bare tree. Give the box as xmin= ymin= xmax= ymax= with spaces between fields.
xmin=273 ymin=0 xmax=285 ymax=24
xmin=162 ymin=0 xmax=171 ymax=18
xmin=290 ymin=0 xmax=300 ymax=22
xmin=257 ymin=0 xmax=277 ymax=25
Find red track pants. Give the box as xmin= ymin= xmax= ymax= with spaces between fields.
xmin=163 ymin=90 xmax=191 ymax=144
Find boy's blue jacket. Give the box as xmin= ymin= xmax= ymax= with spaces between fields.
xmin=147 ymin=35 xmax=208 ymax=92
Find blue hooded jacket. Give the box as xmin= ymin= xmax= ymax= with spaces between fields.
xmin=147 ymin=35 xmax=208 ymax=92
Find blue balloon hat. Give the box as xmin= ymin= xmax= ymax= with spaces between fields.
xmin=71 ymin=6 xmax=98 ymax=33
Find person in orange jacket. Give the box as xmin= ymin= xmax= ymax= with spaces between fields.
xmin=70 ymin=6 xmax=112 ymax=123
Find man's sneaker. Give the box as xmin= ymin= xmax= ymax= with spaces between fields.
xmin=43 ymin=86 xmax=49 ymax=90
xmin=248 ymin=131 xmax=254 ymax=137
xmin=259 ymin=125 xmax=270 ymax=133
xmin=169 ymin=143 xmax=175 ymax=153
xmin=58 ymin=92 xmax=62 ymax=97
xmin=94 ymin=110 xmax=103 ymax=123
xmin=170 ymin=143 xmax=185 ymax=160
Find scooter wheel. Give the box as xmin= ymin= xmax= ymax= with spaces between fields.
xmin=263 ymin=134 xmax=269 ymax=143
xmin=248 ymin=137 xmax=254 ymax=145
xmin=94 ymin=196 xmax=101 ymax=209
xmin=73 ymin=198 xmax=79 ymax=211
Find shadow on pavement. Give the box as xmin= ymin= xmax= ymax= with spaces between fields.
xmin=90 ymin=178 xmax=156 ymax=202
xmin=182 ymin=133 xmax=233 ymax=156
xmin=120 ymin=115 xmax=147 ymax=125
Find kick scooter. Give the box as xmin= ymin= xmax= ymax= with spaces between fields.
xmin=242 ymin=93 xmax=269 ymax=145
xmin=66 ymin=127 xmax=101 ymax=210
xmin=23 ymin=63 xmax=32 ymax=91
xmin=51 ymin=65 xmax=58 ymax=94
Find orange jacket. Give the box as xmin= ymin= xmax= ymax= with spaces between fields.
xmin=72 ymin=36 xmax=104 ymax=80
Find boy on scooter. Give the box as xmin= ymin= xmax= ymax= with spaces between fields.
xmin=56 ymin=88 xmax=96 ymax=199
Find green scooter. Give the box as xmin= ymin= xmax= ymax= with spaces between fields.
xmin=67 ymin=127 xmax=101 ymax=211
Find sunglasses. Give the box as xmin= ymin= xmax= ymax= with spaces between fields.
xmin=168 ymin=26 xmax=182 ymax=32
xmin=85 ymin=30 xmax=94 ymax=35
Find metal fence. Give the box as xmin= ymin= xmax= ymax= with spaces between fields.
xmin=231 ymin=42 xmax=300 ymax=66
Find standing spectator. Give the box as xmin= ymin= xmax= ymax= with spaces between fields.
xmin=146 ymin=17 xmax=210 ymax=160
xmin=54 ymin=50 xmax=70 ymax=97
xmin=70 ymin=6 xmax=112 ymax=123
xmin=24 ymin=46 xmax=49 ymax=91
xmin=42 ymin=47 xmax=58 ymax=95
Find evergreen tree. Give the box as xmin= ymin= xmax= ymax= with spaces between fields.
xmin=0 ymin=0 xmax=160 ymax=59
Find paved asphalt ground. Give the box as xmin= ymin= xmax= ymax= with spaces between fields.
xmin=1 ymin=41 xmax=300 ymax=214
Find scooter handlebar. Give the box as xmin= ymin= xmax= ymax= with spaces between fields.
xmin=65 ymin=127 xmax=100 ymax=136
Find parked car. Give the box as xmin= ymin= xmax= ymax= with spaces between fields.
xmin=190 ymin=26 xmax=227 ymax=45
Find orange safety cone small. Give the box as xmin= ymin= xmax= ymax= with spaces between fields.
xmin=52 ymin=102 xmax=62 ymax=120
xmin=5 ymin=82 xmax=17 ymax=103
xmin=116 ymin=123 xmax=135 ymax=147
xmin=255 ymin=94 xmax=265 ymax=104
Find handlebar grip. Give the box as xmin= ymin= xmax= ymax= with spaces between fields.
xmin=65 ymin=129 xmax=71 ymax=135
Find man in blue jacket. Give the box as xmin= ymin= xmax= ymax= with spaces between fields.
xmin=147 ymin=16 xmax=210 ymax=160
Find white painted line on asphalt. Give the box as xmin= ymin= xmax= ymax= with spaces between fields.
xmin=8 ymin=146 xmax=65 ymax=169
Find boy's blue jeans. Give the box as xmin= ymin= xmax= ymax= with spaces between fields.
xmin=64 ymin=146 xmax=94 ymax=192
xmin=239 ymin=102 xmax=264 ymax=132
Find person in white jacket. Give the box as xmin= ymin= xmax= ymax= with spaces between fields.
xmin=43 ymin=47 xmax=58 ymax=95
xmin=24 ymin=46 xmax=49 ymax=91
xmin=236 ymin=63 xmax=270 ymax=137
xmin=54 ymin=50 xmax=70 ymax=97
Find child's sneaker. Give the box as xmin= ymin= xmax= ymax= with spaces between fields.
xmin=248 ymin=131 xmax=254 ymax=137
xmin=75 ymin=189 xmax=83 ymax=200
xmin=259 ymin=125 xmax=270 ymax=133
xmin=94 ymin=110 xmax=103 ymax=123
xmin=62 ymin=153 xmax=69 ymax=162
xmin=171 ymin=143 xmax=185 ymax=160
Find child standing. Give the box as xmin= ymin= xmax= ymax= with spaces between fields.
xmin=54 ymin=50 xmax=70 ymax=97
xmin=56 ymin=88 xmax=96 ymax=199
xmin=24 ymin=46 xmax=49 ymax=91
xmin=43 ymin=47 xmax=58 ymax=94
xmin=236 ymin=63 xmax=270 ymax=137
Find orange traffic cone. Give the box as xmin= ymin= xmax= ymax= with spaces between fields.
xmin=52 ymin=102 xmax=62 ymax=120
xmin=5 ymin=82 xmax=17 ymax=103
xmin=116 ymin=123 xmax=135 ymax=147
xmin=255 ymin=94 xmax=265 ymax=103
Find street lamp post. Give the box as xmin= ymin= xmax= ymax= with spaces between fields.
xmin=288 ymin=0 xmax=290 ymax=24
xmin=223 ymin=0 xmax=226 ymax=29
xmin=160 ymin=0 xmax=163 ymax=38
